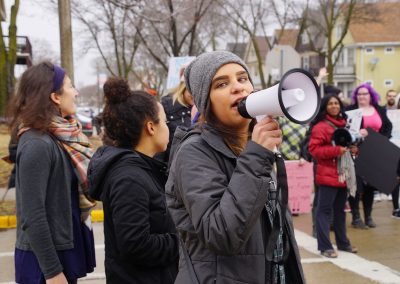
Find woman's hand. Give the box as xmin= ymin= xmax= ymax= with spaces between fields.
xmin=252 ymin=116 xmax=282 ymax=151
xmin=46 ymin=272 xmax=68 ymax=284
xmin=359 ymin=128 xmax=368 ymax=138
xmin=316 ymin=67 xmax=329 ymax=86
xmin=339 ymin=147 xmax=348 ymax=156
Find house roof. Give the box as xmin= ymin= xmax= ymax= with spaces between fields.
xmin=274 ymin=29 xmax=300 ymax=48
xmin=226 ymin=42 xmax=247 ymax=59
xmin=349 ymin=2 xmax=400 ymax=43
xmin=252 ymin=36 xmax=270 ymax=59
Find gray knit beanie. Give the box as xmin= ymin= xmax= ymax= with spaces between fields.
xmin=184 ymin=50 xmax=253 ymax=114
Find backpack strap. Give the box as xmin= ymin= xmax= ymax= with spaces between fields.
xmin=324 ymin=119 xmax=338 ymax=130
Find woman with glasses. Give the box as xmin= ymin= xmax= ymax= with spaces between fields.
xmin=346 ymin=83 xmax=392 ymax=229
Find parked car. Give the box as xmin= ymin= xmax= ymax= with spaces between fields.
xmin=76 ymin=113 xmax=93 ymax=137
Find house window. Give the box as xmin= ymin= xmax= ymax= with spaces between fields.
xmin=384 ymin=79 xmax=393 ymax=87
xmin=302 ymin=56 xmax=309 ymax=70
xmin=384 ymin=47 xmax=395 ymax=54
xmin=301 ymin=33 xmax=309 ymax=45
xmin=365 ymin=47 xmax=374 ymax=54
xmin=347 ymin=48 xmax=355 ymax=65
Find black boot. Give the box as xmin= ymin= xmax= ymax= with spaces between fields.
xmin=351 ymin=209 xmax=368 ymax=229
xmin=365 ymin=216 xmax=376 ymax=228
xmin=364 ymin=207 xmax=376 ymax=228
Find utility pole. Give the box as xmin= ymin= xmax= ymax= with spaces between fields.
xmin=58 ymin=0 xmax=74 ymax=84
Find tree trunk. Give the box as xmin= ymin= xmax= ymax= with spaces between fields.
xmin=251 ymin=36 xmax=266 ymax=89
xmin=0 ymin=0 xmax=19 ymax=116
xmin=58 ymin=0 xmax=74 ymax=83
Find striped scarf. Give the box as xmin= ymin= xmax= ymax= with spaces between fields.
xmin=48 ymin=116 xmax=96 ymax=221
xmin=18 ymin=116 xmax=96 ymax=222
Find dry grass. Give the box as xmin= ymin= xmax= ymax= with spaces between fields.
xmin=0 ymin=125 xmax=12 ymax=188
xmin=0 ymin=201 xmax=16 ymax=215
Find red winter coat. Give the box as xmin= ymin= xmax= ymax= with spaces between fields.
xmin=308 ymin=115 xmax=347 ymax=188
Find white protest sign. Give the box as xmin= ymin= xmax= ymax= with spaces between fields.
xmin=345 ymin=109 xmax=363 ymax=137
xmin=166 ymin=56 xmax=196 ymax=90
xmin=387 ymin=109 xmax=400 ymax=148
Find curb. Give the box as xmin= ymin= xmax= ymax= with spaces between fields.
xmin=0 ymin=210 xmax=104 ymax=229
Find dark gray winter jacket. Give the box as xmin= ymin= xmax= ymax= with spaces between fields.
xmin=166 ymin=126 xmax=305 ymax=284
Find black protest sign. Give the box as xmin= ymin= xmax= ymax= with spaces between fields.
xmin=355 ymin=128 xmax=400 ymax=194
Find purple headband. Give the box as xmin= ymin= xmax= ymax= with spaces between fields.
xmin=52 ymin=64 xmax=66 ymax=93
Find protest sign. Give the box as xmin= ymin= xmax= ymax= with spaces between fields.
xmin=345 ymin=109 xmax=363 ymax=137
xmin=355 ymin=128 xmax=400 ymax=194
xmin=284 ymin=160 xmax=313 ymax=214
xmin=387 ymin=109 xmax=400 ymax=148
xmin=166 ymin=56 xmax=195 ymax=90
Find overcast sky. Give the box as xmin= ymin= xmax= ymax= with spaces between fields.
xmin=3 ymin=0 xmax=99 ymax=88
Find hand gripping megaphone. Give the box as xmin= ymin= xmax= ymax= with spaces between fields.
xmin=238 ymin=69 xmax=320 ymax=124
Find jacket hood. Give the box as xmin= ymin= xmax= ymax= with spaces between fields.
xmin=88 ymin=145 xmax=141 ymax=200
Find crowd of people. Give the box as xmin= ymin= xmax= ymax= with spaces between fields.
xmin=4 ymin=50 xmax=400 ymax=283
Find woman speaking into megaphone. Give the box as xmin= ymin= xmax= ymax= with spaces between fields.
xmin=166 ymin=51 xmax=305 ymax=283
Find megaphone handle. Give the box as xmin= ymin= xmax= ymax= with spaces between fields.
xmin=255 ymin=115 xmax=279 ymax=153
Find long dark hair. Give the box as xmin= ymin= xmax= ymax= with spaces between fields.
xmin=102 ymin=77 xmax=159 ymax=148
xmin=311 ymin=94 xmax=347 ymax=126
xmin=197 ymin=98 xmax=255 ymax=156
xmin=8 ymin=61 xmax=63 ymax=132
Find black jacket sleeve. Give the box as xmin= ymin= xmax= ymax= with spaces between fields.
xmin=108 ymin=173 xmax=178 ymax=267
xmin=375 ymin=105 xmax=392 ymax=138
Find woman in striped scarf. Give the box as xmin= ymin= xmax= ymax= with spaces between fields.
xmin=9 ymin=61 xmax=96 ymax=284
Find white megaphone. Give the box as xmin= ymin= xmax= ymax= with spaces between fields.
xmin=238 ymin=68 xmax=320 ymax=124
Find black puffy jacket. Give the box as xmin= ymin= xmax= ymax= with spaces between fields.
xmin=88 ymin=146 xmax=179 ymax=284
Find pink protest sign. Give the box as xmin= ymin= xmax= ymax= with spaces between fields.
xmin=284 ymin=161 xmax=313 ymax=214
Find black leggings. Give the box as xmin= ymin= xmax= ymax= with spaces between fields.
xmin=348 ymin=178 xmax=375 ymax=219
xmin=393 ymin=185 xmax=400 ymax=210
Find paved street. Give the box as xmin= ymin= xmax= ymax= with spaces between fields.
xmin=1 ymin=187 xmax=400 ymax=283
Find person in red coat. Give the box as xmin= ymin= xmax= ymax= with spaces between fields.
xmin=309 ymin=94 xmax=357 ymax=258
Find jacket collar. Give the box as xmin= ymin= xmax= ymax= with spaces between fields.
xmin=325 ymin=114 xmax=347 ymax=128
xmin=136 ymin=151 xmax=168 ymax=173
xmin=201 ymin=125 xmax=238 ymax=160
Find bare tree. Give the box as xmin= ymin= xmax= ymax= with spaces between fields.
xmin=31 ymin=38 xmax=59 ymax=64
xmin=0 ymin=0 xmax=19 ymax=116
xmin=71 ymin=0 xmax=141 ymax=80
xmin=296 ymin=0 xmax=378 ymax=84
xmin=217 ymin=0 xmax=272 ymax=89
xmin=132 ymin=0 xmax=214 ymax=72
